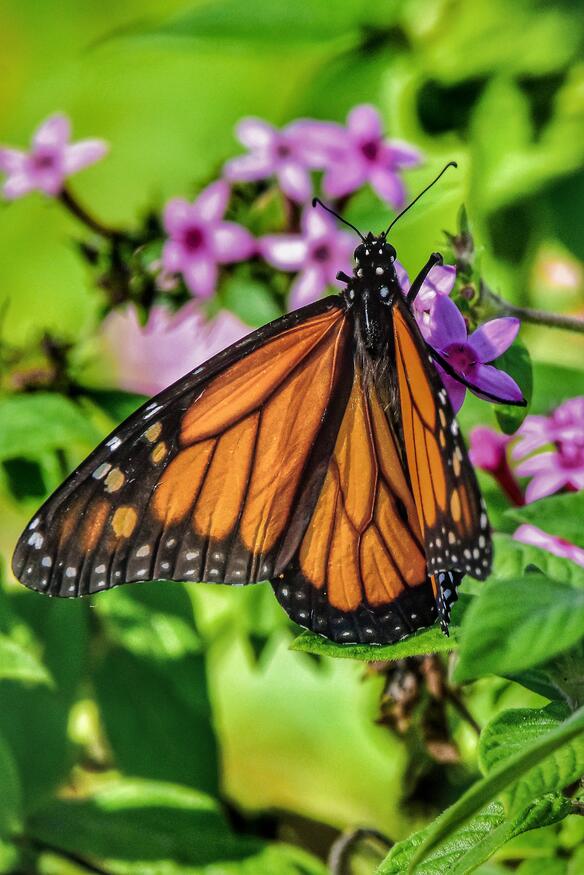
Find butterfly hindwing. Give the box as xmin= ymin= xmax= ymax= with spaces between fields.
xmin=272 ymin=366 xmax=437 ymax=644
xmin=392 ymin=297 xmax=492 ymax=581
xmin=12 ymin=299 xmax=353 ymax=597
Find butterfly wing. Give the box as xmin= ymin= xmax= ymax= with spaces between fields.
xmin=272 ymin=366 xmax=436 ymax=644
xmin=392 ymin=296 xmax=492 ymax=583
xmin=12 ymin=298 xmax=354 ymax=597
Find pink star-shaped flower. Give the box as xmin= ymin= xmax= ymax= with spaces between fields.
xmin=0 ymin=113 xmax=108 ymax=200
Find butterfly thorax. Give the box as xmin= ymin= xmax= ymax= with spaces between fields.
xmin=342 ymin=232 xmax=401 ymax=359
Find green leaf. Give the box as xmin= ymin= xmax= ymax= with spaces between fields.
xmin=479 ymin=705 xmax=584 ymax=814
xmin=221 ymin=276 xmax=282 ymax=327
xmin=85 ymin=389 xmax=147 ymax=424
xmin=407 ymin=704 xmax=584 ymax=872
xmin=291 ymin=596 xmax=471 ymax=661
xmin=0 ymin=733 xmax=21 ymax=838
xmin=454 ymin=575 xmax=584 ymax=682
xmin=0 ymin=394 xmax=100 ymax=463
xmin=137 ymin=0 xmax=366 ymax=47
xmin=508 ymin=641 xmax=584 ymax=709
xmin=494 ymin=340 xmax=532 ymax=434
xmin=94 ymin=647 xmax=219 ymax=796
xmin=492 ymin=533 xmax=584 ymax=589
xmin=94 ymin=581 xmax=201 ymax=661
xmin=505 ymin=493 xmax=584 ymax=551
xmin=0 ymin=634 xmax=53 ymax=686
xmin=378 ymin=795 xmax=570 ymax=875
xmin=516 ymin=861 xmax=567 ymax=875
xmin=27 ymin=778 xmax=261 ymax=870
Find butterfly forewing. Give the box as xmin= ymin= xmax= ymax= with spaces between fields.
xmin=12 ymin=299 xmax=353 ymax=597
xmin=392 ymin=297 xmax=492 ymax=580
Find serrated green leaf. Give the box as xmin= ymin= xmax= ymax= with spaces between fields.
xmin=492 ymin=534 xmax=584 ymax=589
xmin=407 ymin=704 xmax=584 ymax=872
xmin=454 ymin=575 xmax=584 ymax=682
xmin=505 ymin=493 xmax=584 ymax=551
xmin=0 ymin=634 xmax=53 ymax=686
xmin=479 ymin=705 xmax=584 ymax=814
xmin=291 ymin=596 xmax=472 ymax=661
xmin=378 ymin=794 xmax=570 ymax=875
xmin=0 ymin=394 xmax=100 ymax=462
xmin=494 ymin=340 xmax=532 ymax=434
xmin=509 ymin=641 xmax=584 ymax=709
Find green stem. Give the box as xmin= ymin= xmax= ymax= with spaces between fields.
xmin=481 ymin=282 xmax=584 ymax=335
xmin=59 ymin=186 xmax=121 ymax=241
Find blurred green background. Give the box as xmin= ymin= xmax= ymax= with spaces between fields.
xmin=0 ymin=1 xmax=583 ymax=873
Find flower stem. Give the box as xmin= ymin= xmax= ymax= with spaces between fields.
xmin=482 ymin=282 xmax=584 ymax=335
xmin=59 ymin=186 xmax=121 ymax=240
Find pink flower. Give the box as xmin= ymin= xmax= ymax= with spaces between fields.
xmin=397 ymin=262 xmax=457 ymax=337
xmin=425 ymin=296 xmax=523 ymax=412
xmin=513 ymin=397 xmax=584 ymax=502
xmin=259 ymin=207 xmax=353 ymax=309
xmin=469 ymin=426 xmax=524 ymax=506
xmin=514 ymin=524 xmax=584 ymax=569
xmin=100 ymin=302 xmax=249 ymax=395
xmin=0 ymin=113 xmax=108 ymax=200
xmin=305 ymin=105 xmax=421 ymax=208
xmin=162 ymin=181 xmax=255 ymax=299
xmin=223 ymin=117 xmax=316 ymax=203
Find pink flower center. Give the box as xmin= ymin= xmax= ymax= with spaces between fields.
xmin=361 ymin=139 xmax=380 ymax=162
xmin=443 ymin=342 xmax=476 ymax=375
xmin=181 ymin=226 xmax=205 ymax=253
xmin=276 ymin=143 xmax=292 ymax=160
xmin=32 ymin=150 xmax=57 ymax=171
xmin=556 ymin=439 xmax=584 ymax=470
xmin=311 ymin=243 xmax=331 ymax=263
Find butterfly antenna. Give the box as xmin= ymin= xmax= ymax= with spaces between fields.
xmin=312 ymin=198 xmax=366 ymax=242
xmin=385 ymin=161 xmax=458 ymax=235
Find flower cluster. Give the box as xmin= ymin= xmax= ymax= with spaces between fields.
xmin=0 ymin=108 xmax=522 ymax=414
xmin=470 ymin=397 xmax=584 ymax=567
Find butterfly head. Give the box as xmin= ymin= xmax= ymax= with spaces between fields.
xmin=345 ymin=232 xmax=400 ymax=306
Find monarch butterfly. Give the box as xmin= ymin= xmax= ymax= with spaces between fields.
xmin=12 ymin=166 xmax=524 ymax=645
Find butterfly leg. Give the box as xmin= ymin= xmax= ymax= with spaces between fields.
xmin=430 ymin=570 xmax=463 ymax=635
xmin=406 ymin=253 xmax=443 ymax=305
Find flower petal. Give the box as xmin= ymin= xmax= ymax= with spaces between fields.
xmin=514 ymin=451 xmax=557 ymax=478
xmin=0 ymin=148 xmax=26 ymax=174
xmin=469 ymin=317 xmax=520 ymax=363
xmin=471 ymin=363 xmax=524 ymax=404
xmin=511 ymin=416 xmax=552 ymax=460
xmin=302 ymin=204 xmax=336 ymax=239
xmin=514 ymin=524 xmax=584 ymax=568
xmin=289 ymin=120 xmax=347 ymax=166
xmin=63 ymin=139 xmax=108 ymax=174
xmin=36 ymin=171 xmax=65 ymax=196
xmin=161 ymin=240 xmax=186 ymax=273
xmin=277 ymin=161 xmax=312 ymax=203
xmin=425 ymin=295 xmax=467 ymax=349
xmin=385 ymin=140 xmax=422 ymax=168
xmin=33 ymin=113 xmax=71 ymax=149
xmin=524 ymin=471 xmax=569 ymax=503
xmin=437 ymin=367 xmax=466 ymax=413
xmin=370 ymin=167 xmax=406 ymax=209
xmin=347 ymin=104 xmax=382 ymax=141
xmin=193 ymin=180 xmax=230 ymax=224
xmin=468 ymin=426 xmax=511 ymax=472
xmin=236 ymin=117 xmax=276 ymax=150
xmin=163 ymin=198 xmax=196 ymax=236
xmin=182 ymin=257 xmax=218 ymax=299
xmin=259 ymin=234 xmax=308 ymax=271
xmin=322 ymin=159 xmax=367 ymax=199
xmin=3 ymin=173 xmax=35 ymax=199
xmin=289 ymin=266 xmax=325 ymax=309
xmin=421 ymin=263 xmax=456 ymax=298
xmin=223 ymin=152 xmax=275 ymax=182
xmin=213 ymin=221 xmax=255 ymax=263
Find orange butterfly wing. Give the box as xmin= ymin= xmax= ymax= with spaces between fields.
xmin=272 ymin=367 xmax=437 ymax=644
xmin=12 ymin=300 xmax=353 ymax=597
xmin=392 ymin=299 xmax=491 ymax=581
